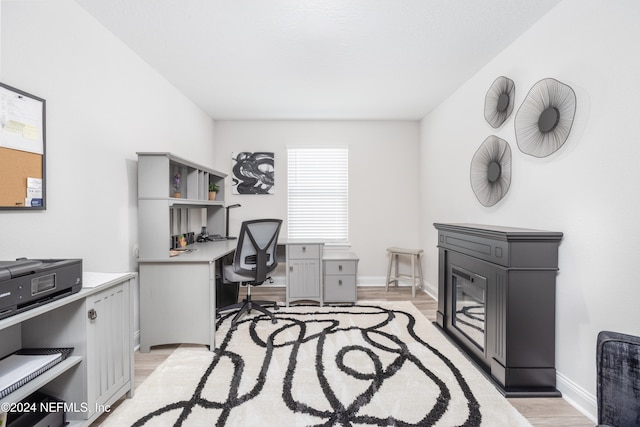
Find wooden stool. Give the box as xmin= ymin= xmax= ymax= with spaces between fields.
xmin=385 ymin=247 xmax=424 ymax=297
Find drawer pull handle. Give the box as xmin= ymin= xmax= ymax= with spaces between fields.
xmin=338 ymin=280 xmax=343 ymax=286
xmin=88 ymin=309 xmax=97 ymax=320
xmin=302 ymin=246 xmax=306 ymax=252
xmin=289 ymin=266 xmax=293 ymax=272
xmin=338 ymin=265 xmax=343 ymax=272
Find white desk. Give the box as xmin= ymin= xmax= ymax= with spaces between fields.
xmin=138 ymin=240 xmax=236 ymax=352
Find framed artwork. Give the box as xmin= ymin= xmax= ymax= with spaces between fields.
xmin=0 ymin=82 xmax=46 ymax=209
xmin=231 ymin=152 xmax=275 ymax=195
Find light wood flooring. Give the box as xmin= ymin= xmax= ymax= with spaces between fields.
xmin=94 ymin=286 xmax=594 ymax=426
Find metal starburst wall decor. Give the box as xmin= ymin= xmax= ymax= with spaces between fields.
xmin=470 ymin=135 xmax=512 ymax=207
xmin=514 ymin=78 xmax=576 ymax=157
xmin=484 ymin=76 xmax=515 ymax=128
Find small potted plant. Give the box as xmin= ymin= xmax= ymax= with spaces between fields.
xmin=172 ymin=173 xmax=181 ymax=198
xmin=208 ymin=182 xmax=219 ymax=200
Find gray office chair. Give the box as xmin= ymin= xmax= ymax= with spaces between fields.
xmin=596 ymin=330 xmax=640 ymax=427
xmin=217 ymin=219 xmax=282 ymax=329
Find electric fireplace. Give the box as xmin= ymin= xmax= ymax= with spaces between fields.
xmin=434 ymin=223 xmax=563 ymax=397
xmin=452 ymin=265 xmax=486 ymax=353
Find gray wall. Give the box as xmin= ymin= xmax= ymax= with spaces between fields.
xmin=214 ymin=120 xmax=421 ymax=284
xmin=419 ymin=0 xmax=640 ymax=420
xmin=3 ymin=0 xmax=633 ymax=421
xmin=0 ymin=0 xmax=217 ymax=272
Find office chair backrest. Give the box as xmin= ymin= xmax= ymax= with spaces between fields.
xmin=233 ymin=219 xmax=282 ymax=284
xmin=597 ymin=330 xmax=640 ymax=427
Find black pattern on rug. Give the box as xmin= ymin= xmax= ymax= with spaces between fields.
xmin=132 ymin=304 xmax=482 ymax=427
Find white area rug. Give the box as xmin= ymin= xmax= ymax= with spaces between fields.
xmin=102 ymin=302 xmax=531 ymax=426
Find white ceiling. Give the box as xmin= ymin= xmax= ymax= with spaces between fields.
xmin=75 ymin=0 xmax=562 ymax=120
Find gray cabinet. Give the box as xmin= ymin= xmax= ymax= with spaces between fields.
xmin=139 ymin=261 xmax=215 ymax=352
xmin=323 ymin=251 xmax=358 ymax=303
xmin=286 ymin=242 xmax=323 ymax=306
xmin=85 ymin=280 xmax=133 ymax=418
xmin=137 ymin=153 xmax=232 ymax=352
xmin=0 ymin=272 xmax=135 ymax=426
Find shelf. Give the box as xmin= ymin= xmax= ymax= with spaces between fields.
xmin=137 ymin=152 xmax=228 ymax=260
xmin=138 ymin=197 xmax=223 ymax=206
xmin=0 ymin=356 xmax=82 ymax=405
xmin=0 ymin=292 xmax=83 ymax=331
xmin=167 ymin=198 xmax=224 ymax=207
xmin=136 ymin=152 xmax=225 ymax=176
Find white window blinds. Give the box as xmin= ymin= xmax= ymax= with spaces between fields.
xmin=287 ymin=146 xmax=349 ymax=242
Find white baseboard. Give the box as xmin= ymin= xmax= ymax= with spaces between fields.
xmin=420 ymin=285 xmax=597 ymax=423
xmin=556 ymin=370 xmax=597 ymax=423
xmin=423 ymin=280 xmax=438 ymax=300
xmin=133 ymin=329 xmax=140 ymax=352
xmin=257 ymin=275 xmax=430 ymax=289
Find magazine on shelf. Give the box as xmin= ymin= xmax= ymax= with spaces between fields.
xmin=0 ymin=348 xmax=73 ymax=399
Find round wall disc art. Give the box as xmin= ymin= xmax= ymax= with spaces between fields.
xmin=514 ymin=78 xmax=576 ymax=157
xmin=484 ymin=76 xmax=515 ymax=128
xmin=470 ymin=135 xmax=512 ymax=207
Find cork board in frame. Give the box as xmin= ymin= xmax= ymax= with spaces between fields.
xmin=0 ymin=82 xmax=46 ymax=210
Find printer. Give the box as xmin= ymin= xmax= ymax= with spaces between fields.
xmin=0 ymin=259 xmax=82 ymax=320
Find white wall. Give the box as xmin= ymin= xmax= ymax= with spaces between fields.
xmin=0 ymin=0 xmax=216 ymax=272
xmin=419 ymin=0 xmax=640 ymax=419
xmin=214 ymin=120 xmax=421 ymax=283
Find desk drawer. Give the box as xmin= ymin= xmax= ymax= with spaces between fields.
xmin=288 ymin=244 xmax=320 ymax=259
xmin=324 ymin=275 xmax=356 ymax=302
xmin=325 ymin=260 xmax=357 ymax=275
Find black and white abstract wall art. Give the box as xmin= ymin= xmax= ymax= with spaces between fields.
xmin=484 ymin=76 xmax=515 ymax=128
xmin=232 ymin=152 xmax=275 ymax=195
xmin=514 ymin=78 xmax=576 ymax=158
xmin=470 ymin=136 xmax=512 ymax=207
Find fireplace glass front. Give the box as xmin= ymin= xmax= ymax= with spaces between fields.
xmin=452 ymin=266 xmax=487 ymax=352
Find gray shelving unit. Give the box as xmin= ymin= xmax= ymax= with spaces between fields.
xmin=137 ymin=152 xmax=227 ymax=259
xmin=137 ymin=153 xmax=231 ymax=352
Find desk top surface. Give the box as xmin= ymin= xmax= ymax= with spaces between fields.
xmin=279 ymin=238 xmax=326 ymax=245
xmin=137 ymin=238 xmax=344 ymax=263
xmin=138 ymin=240 xmax=237 ymax=263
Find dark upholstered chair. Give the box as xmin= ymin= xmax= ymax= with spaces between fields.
xmin=597 ymin=330 xmax=640 ymax=427
xmin=217 ymin=219 xmax=282 ymax=329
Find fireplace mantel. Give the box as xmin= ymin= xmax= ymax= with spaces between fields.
xmin=434 ymin=223 xmax=563 ymax=397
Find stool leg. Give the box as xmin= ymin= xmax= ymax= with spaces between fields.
xmin=417 ymin=253 xmax=424 ymax=293
xmin=394 ymin=254 xmax=399 ymax=287
xmin=385 ymin=252 xmax=393 ymax=291
xmin=411 ymin=255 xmax=416 ymax=298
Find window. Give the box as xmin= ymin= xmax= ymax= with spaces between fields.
xmin=287 ymin=146 xmax=349 ymax=243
